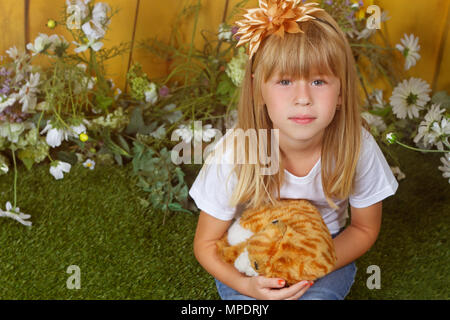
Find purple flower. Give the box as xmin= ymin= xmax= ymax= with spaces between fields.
xmin=159 ymin=85 xmax=170 ymax=97
xmin=1 ymin=85 xmax=8 ymax=94
xmin=231 ymin=26 xmax=239 ymax=35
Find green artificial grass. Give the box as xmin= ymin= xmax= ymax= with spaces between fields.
xmin=0 ymin=145 xmax=448 ymax=299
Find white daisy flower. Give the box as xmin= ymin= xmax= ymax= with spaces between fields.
xmin=430 ymin=118 xmax=450 ymax=151
xmin=5 ymin=46 xmax=20 ymax=60
xmin=218 ymin=23 xmax=232 ymax=41
xmin=438 ymin=153 xmax=450 ymax=184
xmin=396 ymin=34 xmax=421 ymax=70
xmin=362 ymin=111 xmax=387 ymax=133
xmin=52 ymin=35 xmax=69 ymax=49
xmin=173 ymin=124 xmax=193 ymax=144
xmin=17 ymin=72 xmax=40 ymax=112
xmin=0 ymin=122 xmax=27 ymax=143
xmin=82 ymin=159 xmax=95 ymax=170
xmin=200 ymin=124 xmax=217 ymax=143
xmin=414 ymin=104 xmax=446 ymax=148
xmin=73 ymin=33 xmax=103 ymax=53
xmin=173 ymin=122 xmax=218 ymax=145
xmin=92 ymin=2 xmax=111 ymax=27
xmin=40 ymin=120 xmax=70 ymax=148
xmin=50 ymin=160 xmax=71 ymax=180
xmin=70 ymin=123 xmax=87 ymax=138
xmin=0 ymin=163 xmax=8 ymax=174
xmin=0 ymin=94 xmax=16 ymax=113
xmin=162 ymin=104 xmax=183 ymax=124
xmin=66 ymin=0 xmax=90 ymax=20
xmin=26 ymin=33 xmax=59 ymax=56
xmin=150 ymin=124 xmax=166 ymax=139
xmin=144 ymin=83 xmax=158 ymax=105
xmin=5 ymin=46 xmax=32 ymax=83
xmin=81 ymin=20 xmax=106 ymax=41
xmin=0 ymin=201 xmax=32 ymax=227
xmin=389 ymin=78 xmax=431 ymax=119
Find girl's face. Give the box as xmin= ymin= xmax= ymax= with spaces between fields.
xmin=260 ymin=69 xmax=342 ymax=151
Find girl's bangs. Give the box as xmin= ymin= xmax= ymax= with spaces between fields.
xmin=260 ymin=22 xmax=342 ymax=82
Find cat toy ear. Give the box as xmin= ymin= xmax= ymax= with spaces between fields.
xmin=271 ymin=219 xmax=279 ymax=224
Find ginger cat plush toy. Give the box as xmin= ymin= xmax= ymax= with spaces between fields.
xmin=216 ymin=199 xmax=337 ymax=285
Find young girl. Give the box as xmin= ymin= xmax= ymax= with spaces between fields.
xmin=189 ymin=1 xmax=398 ymax=300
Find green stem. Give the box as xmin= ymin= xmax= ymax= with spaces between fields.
xmin=11 ymin=148 xmax=17 ymax=208
xmin=395 ymin=141 xmax=450 ymax=153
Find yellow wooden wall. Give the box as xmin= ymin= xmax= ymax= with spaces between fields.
xmin=0 ymin=0 xmax=449 ymax=92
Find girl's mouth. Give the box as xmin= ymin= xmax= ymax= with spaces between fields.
xmin=289 ymin=117 xmax=316 ymax=124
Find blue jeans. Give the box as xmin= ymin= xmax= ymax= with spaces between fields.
xmin=215 ymin=228 xmax=357 ymax=300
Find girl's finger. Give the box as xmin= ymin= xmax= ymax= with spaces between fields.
xmin=271 ymin=280 xmax=309 ymax=299
xmin=259 ymin=276 xmax=286 ymax=289
xmin=285 ymin=281 xmax=314 ymax=300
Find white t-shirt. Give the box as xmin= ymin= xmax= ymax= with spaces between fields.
xmin=188 ymin=127 xmax=399 ymax=235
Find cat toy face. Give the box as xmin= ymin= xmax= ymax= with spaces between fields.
xmin=216 ymin=199 xmax=337 ymax=285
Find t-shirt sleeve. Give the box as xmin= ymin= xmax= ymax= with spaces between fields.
xmin=349 ymin=129 xmax=399 ymax=208
xmin=188 ymin=158 xmax=237 ymax=221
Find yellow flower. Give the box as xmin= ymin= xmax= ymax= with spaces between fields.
xmin=79 ymin=133 xmax=89 ymax=142
xmin=47 ymin=19 xmax=56 ymax=29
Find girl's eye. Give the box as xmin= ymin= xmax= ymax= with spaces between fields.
xmin=279 ymin=79 xmax=291 ymax=86
xmin=312 ymin=79 xmax=326 ymax=86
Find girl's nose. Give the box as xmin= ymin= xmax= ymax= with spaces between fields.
xmin=295 ymin=97 xmax=312 ymax=106
xmin=294 ymin=82 xmax=312 ymax=106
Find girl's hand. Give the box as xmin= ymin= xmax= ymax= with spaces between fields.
xmin=246 ymin=276 xmax=313 ymax=300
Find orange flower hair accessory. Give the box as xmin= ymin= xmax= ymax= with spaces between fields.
xmin=235 ymin=0 xmax=324 ymax=60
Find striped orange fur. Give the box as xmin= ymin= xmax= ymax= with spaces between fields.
xmin=216 ymin=199 xmax=337 ymax=285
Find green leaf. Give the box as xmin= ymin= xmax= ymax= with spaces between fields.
xmin=56 ymin=151 xmax=78 ymax=165
xmin=21 ymin=157 xmax=34 ymax=171
xmin=168 ymin=202 xmax=193 ymax=215
xmin=116 ymin=134 xmax=130 ymax=154
xmin=125 ymin=106 xmax=145 ymax=135
xmin=138 ymin=197 xmax=150 ymax=208
xmin=114 ymin=154 xmax=123 ymax=166
xmin=369 ymin=106 xmax=390 ymax=117
xmin=95 ymin=94 xmax=114 ymax=111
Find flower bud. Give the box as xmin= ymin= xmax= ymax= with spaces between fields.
xmin=386 ymin=132 xmax=397 ymax=144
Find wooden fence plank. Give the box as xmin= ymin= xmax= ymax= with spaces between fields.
xmin=0 ymin=0 xmax=25 ymax=55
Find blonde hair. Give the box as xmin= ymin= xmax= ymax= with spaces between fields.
xmin=226 ymin=8 xmax=370 ymax=210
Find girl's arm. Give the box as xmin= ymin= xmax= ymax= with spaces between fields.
xmin=332 ymin=201 xmax=383 ymax=271
xmin=193 ymin=210 xmax=311 ymax=299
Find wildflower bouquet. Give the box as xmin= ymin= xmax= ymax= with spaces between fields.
xmin=319 ymin=0 xmax=449 ymax=183
xmin=0 ymin=0 xmax=134 ymax=226
xmin=130 ymin=0 xmax=248 ymax=217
